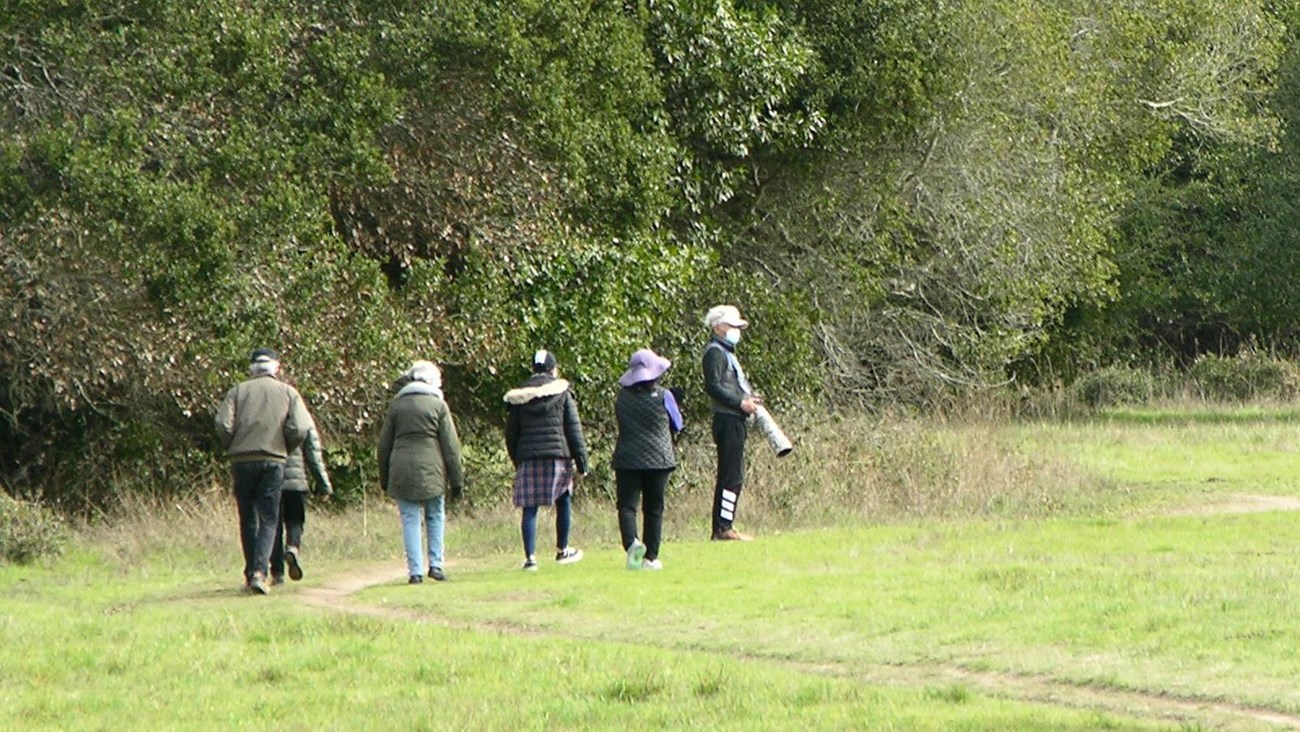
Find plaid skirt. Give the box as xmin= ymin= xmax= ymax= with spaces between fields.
xmin=512 ymin=458 xmax=574 ymax=508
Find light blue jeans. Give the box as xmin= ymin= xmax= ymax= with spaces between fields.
xmin=397 ymin=497 xmax=445 ymax=577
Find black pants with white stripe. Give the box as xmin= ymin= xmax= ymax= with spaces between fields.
xmin=711 ymin=412 xmax=748 ymax=534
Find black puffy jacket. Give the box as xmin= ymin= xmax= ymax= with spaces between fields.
xmin=283 ymin=426 xmax=333 ymax=494
xmin=503 ymin=375 xmax=589 ymax=473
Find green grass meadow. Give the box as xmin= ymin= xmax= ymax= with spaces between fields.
xmin=4 ymin=407 xmax=1300 ymax=730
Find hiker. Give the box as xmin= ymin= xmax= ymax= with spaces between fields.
xmin=503 ymin=350 xmax=590 ymax=571
xmin=702 ymin=305 xmax=760 ymax=541
xmin=378 ymin=360 xmax=465 ymax=585
xmin=613 ymin=348 xmax=683 ymax=570
xmin=269 ymin=420 xmax=333 ymax=585
xmin=215 ymin=347 xmax=315 ymax=594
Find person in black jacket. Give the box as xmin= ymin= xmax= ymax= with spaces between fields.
xmin=503 ymin=350 xmax=590 ymax=571
xmin=702 ymin=305 xmax=760 ymax=541
xmin=269 ymin=422 xmax=333 ymax=584
xmin=613 ymin=348 xmax=683 ymax=570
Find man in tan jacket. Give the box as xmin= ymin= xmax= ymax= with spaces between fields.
xmin=215 ymin=347 xmax=314 ymax=594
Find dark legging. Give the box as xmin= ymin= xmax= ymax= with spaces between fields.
xmin=521 ymin=491 xmax=572 ymax=558
xmin=270 ymin=491 xmax=307 ymax=578
xmin=616 ymin=468 xmax=671 ymax=561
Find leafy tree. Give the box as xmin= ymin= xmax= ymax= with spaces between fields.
xmin=733 ymin=0 xmax=1286 ymax=403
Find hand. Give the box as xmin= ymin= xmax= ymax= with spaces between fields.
xmin=450 ymin=485 xmax=464 ymax=501
xmin=740 ymin=397 xmax=760 ymax=416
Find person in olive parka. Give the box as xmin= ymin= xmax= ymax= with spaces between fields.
xmin=378 ymin=360 xmax=464 ymax=584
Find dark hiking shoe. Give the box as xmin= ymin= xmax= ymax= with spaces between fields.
xmin=408 ymin=574 xmax=424 ymax=584
xmin=428 ymin=567 xmax=447 ymax=582
xmin=286 ymin=546 xmax=303 ymax=581
xmin=249 ymin=572 xmax=270 ymax=595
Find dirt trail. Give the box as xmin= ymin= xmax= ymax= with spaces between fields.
xmin=288 ymin=562 xmax=1300 ymax=730
xmin=1166 ymin=493 xmax=1300 ymax=517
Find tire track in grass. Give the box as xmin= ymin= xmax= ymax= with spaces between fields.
xmin=291 ymin=563 xmax=1300 ymax=730
xmin=1164 ymin=493 xmax=1300 ymax=517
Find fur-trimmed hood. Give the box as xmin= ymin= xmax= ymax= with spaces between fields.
xmin=503 ymin=376 xmax=570 ymax=405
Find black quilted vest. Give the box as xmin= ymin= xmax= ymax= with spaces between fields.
xmin=612 ymin=383 xmax=676 ymax=471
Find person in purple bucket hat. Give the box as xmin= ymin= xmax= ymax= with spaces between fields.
xmin=612 ymin=348 xmax=684 ymax=570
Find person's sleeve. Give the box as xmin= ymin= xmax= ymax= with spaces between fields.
xmin=504 ymin=406 xmax=520 ymax=465
xmin=283 ymin=387 xmax=312 ymax=452
xmin=214 ymin=388 xmax=237 ymax=450
xmin=702 ymin=348 xmax=745 ymax=410
xmin=439 ymin=404 xmax=465 ymax=493
xmin=663 ymin=389 xmax=684 ymax=434
xmin=302 ymin=426 xmax=333 ymax=495
xmin=563 ymin=393 xmax=589 ymax=474
xmin=377 ymin=408 xmax=394 ymax=492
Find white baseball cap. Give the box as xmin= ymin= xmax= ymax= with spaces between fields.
xmin=704 ymin=305 xmax=748 ymax=330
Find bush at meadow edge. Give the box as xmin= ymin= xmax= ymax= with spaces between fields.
xmin=0 ymin=492 xmax=66 ymax=565
xmin=1068 ymin=353 xmax=1300 ymax=408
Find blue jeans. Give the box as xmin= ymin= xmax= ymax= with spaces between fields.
xmin=232 ymin=461 xmax=284 ymax=582
xmin=397 ymin=497 xmax=445 ymax=577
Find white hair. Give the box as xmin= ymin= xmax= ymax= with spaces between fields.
xmin=407 ymin=360 xmax=442 ymax=388
xmin=249 ymin=360 xmax=280 ymax=377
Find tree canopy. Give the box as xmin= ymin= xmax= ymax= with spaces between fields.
xmin=2 ymin=0 xmax=1296 ymax=505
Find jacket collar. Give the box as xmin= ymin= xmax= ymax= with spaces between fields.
xmin=503 ymin=377 xmax=570 ymax=405
xmin=397 ymin=381 xmax=444 ymax=399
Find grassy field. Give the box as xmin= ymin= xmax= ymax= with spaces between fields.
xmin=4 ymin=406 xmax=1300 ymax=730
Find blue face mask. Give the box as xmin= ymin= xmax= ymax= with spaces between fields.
xmin=724 ymin=328 xmax=742 ymax=345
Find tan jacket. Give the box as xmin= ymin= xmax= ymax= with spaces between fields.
xmin=215 ymin=374 xmax=313 ymax=463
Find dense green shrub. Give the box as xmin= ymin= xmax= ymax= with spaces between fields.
xmin=1187 ymin=354 xmax=1300 ymax=402
xmin=1070 ymin=366 xmax=1158 ymax=408
xmin=455 ymin=430 xmax=517 ymax=508
xmin=0 ymin=493 xmax=67 ymax=564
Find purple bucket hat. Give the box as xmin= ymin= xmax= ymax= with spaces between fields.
xmin=618 ymin=348 xmax=672 ymax=387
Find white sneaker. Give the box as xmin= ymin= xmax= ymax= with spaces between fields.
xmin=642 ymin=558 xmax=663 ymax=571
xmin=626 ymin=539 xmax=646 ymax=570
xmin=522 ymin=556 xmax=538 ymax=571
xmin=555 ymin=547 xmax=584 ymax=565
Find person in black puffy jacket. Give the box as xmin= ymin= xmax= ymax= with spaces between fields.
xmin=503 ymin=350 xmax=589 ymax=571
xmin=269 ymin=423 xmax=333 ymax=584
